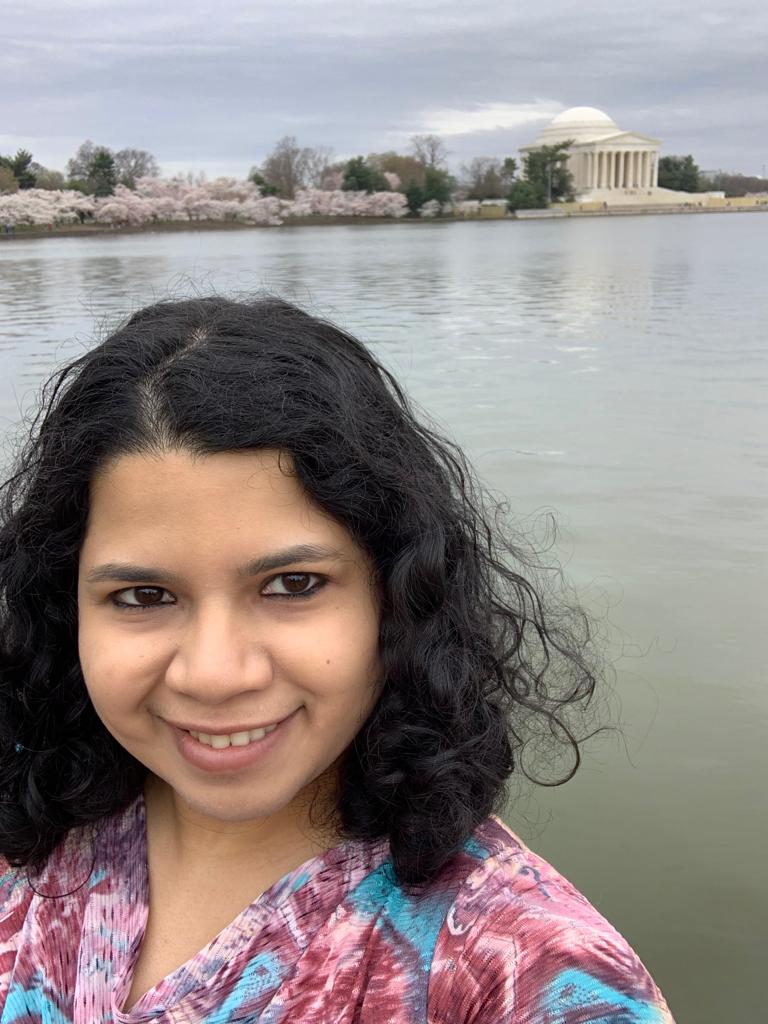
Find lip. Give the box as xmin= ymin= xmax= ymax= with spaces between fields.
xmin=166 ymin=712 xmax=297 ymax=735
xmin=169 ymin=709 xmax=299 ymax=774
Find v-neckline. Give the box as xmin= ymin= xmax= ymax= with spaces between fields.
xmin=106 ymin=791 xmax=391 ymax=1020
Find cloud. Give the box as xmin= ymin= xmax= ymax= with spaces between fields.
xmin=418 ymin=101 xmax=565 ymax=137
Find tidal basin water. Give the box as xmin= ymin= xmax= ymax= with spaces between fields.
xmin=1 ymin=214 xmax=766 ymax=1022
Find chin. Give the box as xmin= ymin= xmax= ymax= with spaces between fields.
xmin=179 ymin=787 xmax=297 ymax=822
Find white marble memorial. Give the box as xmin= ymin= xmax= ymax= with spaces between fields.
xmin=520 ymin=107 xmax=664 ymax=203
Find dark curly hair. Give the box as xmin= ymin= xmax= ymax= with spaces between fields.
xmin=0 ymin=295 xmax=602 ymax=888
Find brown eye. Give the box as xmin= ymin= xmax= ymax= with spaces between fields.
xmin=113 ymin=586 xmax=174 ymax=608
xmin=263 ymin=573 xmax=325 ymax=598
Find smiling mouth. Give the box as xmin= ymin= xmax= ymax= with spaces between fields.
xmin=186 ymin=725 xmax=280 ymax=749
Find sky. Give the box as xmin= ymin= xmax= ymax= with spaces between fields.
xmin=2 ymin=0 xmax=767 ymax=181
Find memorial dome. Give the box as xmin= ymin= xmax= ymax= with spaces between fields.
xmin=534 ymin=107 xmax=620 ymax=145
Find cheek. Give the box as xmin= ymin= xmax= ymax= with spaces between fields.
xmin=78 ymin=621 xmax=157 ymax=712
xmin=290 ymin=605 xmax=381 ymax=701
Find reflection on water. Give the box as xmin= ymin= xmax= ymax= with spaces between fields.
xmin=1 ymin=214 xmax=767 ymax=1021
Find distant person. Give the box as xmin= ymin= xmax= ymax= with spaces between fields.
xmin=0 ymin=297 xmax=676 ymax=1021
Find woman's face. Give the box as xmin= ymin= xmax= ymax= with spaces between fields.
xmin=77 ymin=448 xmax=383 ymax=830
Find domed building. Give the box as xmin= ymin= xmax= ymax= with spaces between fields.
xmin=520 ymin=106 xmax=662 ymax=201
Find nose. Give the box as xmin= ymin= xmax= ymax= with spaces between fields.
xmin=163 ymin=601 xmax=274 ymax=703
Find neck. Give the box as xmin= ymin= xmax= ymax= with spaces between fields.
xmin=143 ymin=774 xmax=341 ymax=873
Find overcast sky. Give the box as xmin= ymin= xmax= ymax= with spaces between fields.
xmin=3 ymin=0 xmax=767 ymax=180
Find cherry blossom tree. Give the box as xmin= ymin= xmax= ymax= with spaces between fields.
xmin=0 ymin=176 xmax=408 ymax=228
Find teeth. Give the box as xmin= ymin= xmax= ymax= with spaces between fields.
xmin=188 ymin=724 xmax=279 ymax=749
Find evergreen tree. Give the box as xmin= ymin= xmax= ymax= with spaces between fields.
xmin=87 ymin=148 xmax=117 ymax=197
xmin=403 ymin=167 xmax=453 ymax=215
xmin=423 ymin=166 xmax=452 ymax=205
xmin=507 ymin=179 xmax=547 ymax=210
xmin=658 ymin=155 xmax=701 ymax=193
xmin=342 ymin=156 xmax=390 ymax=193
xmin=405 ymin=181 xmax=426 ymax=215
xmin=247 ymin=169 xmax=279 ymax=195
xmin=522 ymin=142 xmax=575 ymax=204
xmin=7 ymin=149 xmax=36 ymax=189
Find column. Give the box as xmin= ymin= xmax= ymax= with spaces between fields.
xmin=609 ymin=151 xmax=615 ymax=188
xmin=652 ymin=151 xmax=659 ymax=187
xmin=619 ymin=151 xmax=626 ymax=188
xmin=642 ymin=151 xmax=649 ymax=188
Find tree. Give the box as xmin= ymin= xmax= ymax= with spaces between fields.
xmin=29 ymin=164 xmax=65 ymax=190
xmin=113 ymin=148 xmax=160 ymax=188
xmin=706 ymin=171 xmax=768 ymax=197
xmin=342 ymin=156 xmax=390 ymax=193
xmin=0 ymin=166 xmax=18 ymax=193
xmin=507 ymin=179 xmax=546 ymax=210
xmin=247 ymin=169 xmax=279 ymax=196
xmin=257 ymin=136 xmax=331 ymax=199
xmin=461 ymin=157 xmax=517 ymax=200
xmin=410 ymin=134 xmax=449 ymax=169
xmin=403 ymin=166 xmax=453 ymax=215
xmin=501 ymin=157 xmax=517 ymax=179
xmin=423 ymin=165 xmax=452 ymax=205
xmin=67 ymin=142 xmax=159 ymax=191
xmin=88 ymin=148 xmax=117 ymax=197
xmin=302 ymin=145 xmax=334 ymax=188
xmin=0 ymin=149 xmax=36 ymax=189
xmin=658 ymin=155 xmax=701 ymax=193
xmin=520 ymin=141 xmax=575 ymax=205
xmin=319 ymin=164 xmax=345 ymax=190
xmin=405 ymin=181 xmax=426 ymax=215
xmin=67 ymin=140 xmax=99 ymax=181
xmin=65 ymin=179 xmax=92 ymax=194
xmin=367 ymin=151 xmax=426 ymax=190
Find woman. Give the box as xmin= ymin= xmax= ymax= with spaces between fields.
xmin=0 ymin=296 xmax=675 ymax=1022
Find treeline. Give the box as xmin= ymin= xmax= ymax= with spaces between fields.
xmin=0 ymin=143 xmax=159 ymax=196
xmin=657 ymin=155 xmax=766 ymax=197
xmin=235 ymin=135 xmax=576 ymax=211
xmin=2 ymin=137 xmax=764 ymax=211
xmin=0 ymin=134 xmax=578 ymax=213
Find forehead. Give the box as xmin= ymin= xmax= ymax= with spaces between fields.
xmin=81 ymin=448 xmax=354 ymax=556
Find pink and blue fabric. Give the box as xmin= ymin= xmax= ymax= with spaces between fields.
xmin=0 ymin=794 xmax=675 ymax=1022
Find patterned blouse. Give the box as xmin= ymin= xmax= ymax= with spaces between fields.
xmin=0 ymin=792 xmax=675 ymax=1023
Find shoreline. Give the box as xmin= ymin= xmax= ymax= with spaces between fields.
xmin=1 ymin=203 xmax=766 ymax=241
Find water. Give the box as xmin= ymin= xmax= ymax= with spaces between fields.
xmin=1 ymin=215 xmax=766 ymax=1021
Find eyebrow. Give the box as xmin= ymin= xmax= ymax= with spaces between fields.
xmin=83 ymin=544 xmax=349 ymax=584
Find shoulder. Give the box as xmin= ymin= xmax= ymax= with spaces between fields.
xmin=427 ymin=816 xmax=676 ymax=1024
xmin=0 ymin=856 xmax=30 ymax=922
xmin=0 ymin=856 xmax=33 ymax=993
